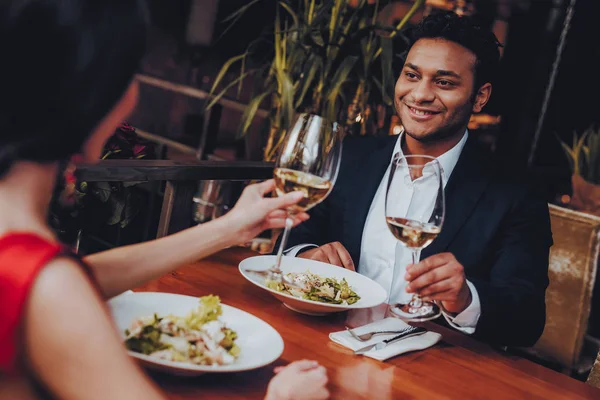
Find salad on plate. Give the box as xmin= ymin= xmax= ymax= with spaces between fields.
xmin=124 ymin=295 xmax=239 ymax=366
xmin=267 ymin=270 xmax=360 ymax=305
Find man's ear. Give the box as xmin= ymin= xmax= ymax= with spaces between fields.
xmin=472 ymin=83 xmax=492 ymax=113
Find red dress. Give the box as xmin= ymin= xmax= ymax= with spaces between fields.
xmin=0 ymin=233 xmax=93 ymax=375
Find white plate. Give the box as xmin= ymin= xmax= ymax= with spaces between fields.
xmin=108 ymin=292 xmax=284 ymax=376
xmin=239 ymin=255 xmax=387 ymax=316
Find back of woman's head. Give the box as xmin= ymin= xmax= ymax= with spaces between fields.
xmin=0 ymin=0 xmax=149 ymax=177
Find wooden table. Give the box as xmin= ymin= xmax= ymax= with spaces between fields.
xmin=135 ymin=248 xmax=600 ymax=399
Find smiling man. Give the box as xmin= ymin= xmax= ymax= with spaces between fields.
xmin=280 ymin=11 xmax=552 ymax=347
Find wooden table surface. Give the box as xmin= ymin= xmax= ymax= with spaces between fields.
xmin=135 ymin=248 xmax=600 ymax=400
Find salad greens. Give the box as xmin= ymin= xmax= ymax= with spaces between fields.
xmin=267 ymin=271 xmax=360 ymax=305
xmin=124 ymin=295 xmax=239 ymax=365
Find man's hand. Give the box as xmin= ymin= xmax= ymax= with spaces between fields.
xmin=297 ymin=242 xmax=355 ymax=271
xmin=405 ymin=253 xmax=471 ymax=314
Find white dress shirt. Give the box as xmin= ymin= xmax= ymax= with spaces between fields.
xmin=287 ymin=131 xmax=481 ymax=334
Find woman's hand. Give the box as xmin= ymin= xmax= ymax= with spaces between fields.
xmin=224 ymin=180 xmax=309 ymax=245
xmin=265 ymin=360 xmax=329 ymax=400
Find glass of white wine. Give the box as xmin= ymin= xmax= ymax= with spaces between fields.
xmin=385 ymin=154 xmax=445 ymax=322
xmin=271 ymin=113 xmax=343 ymax=274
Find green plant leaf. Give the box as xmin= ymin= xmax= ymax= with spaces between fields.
xmin=326 ymin=56 xmax=358 ymax=105
xmin=380 ymin=36 xmax=394 ymax=105
xmin=93 ymin=182 xmax=112 ymax=203
xmin=295 ymin=55 xmax=321 ymax=109
xmin=372 ymin=76 xmax=391 ymax=106
xmin=584 ymin=127 xmax=600 ymax=184
xmin=107 ymin=195 xmax=125 ymax=226
xmin=276 ymin=68 xmax=295 ymax=130
xmin=239 ymin=90 xmax=271 ymax=135
xmin=222 ymin=0 xmax=264 ymax=23
xmin=374 ymin=0 xmax=424 ymax=58
xmin=214 ymin=0 xmax=265 ymax=44
xmin=206 ymin=70 xmax=252 ymax=111
xmin=307 ymin=0 xmax=316 ymax=24
xmin=279 ymin=1 xmax=299 ymax=29
xmin=206 ymin=53 xmax=247 ymax=108
xmin=120 ymin=190 xmax=139 ymax=228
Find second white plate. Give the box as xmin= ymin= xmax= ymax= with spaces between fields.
xmin=239 ymin=255 xmax=387 ymax=316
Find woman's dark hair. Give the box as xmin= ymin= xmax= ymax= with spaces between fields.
xmin=407 ymin=11 xmax=502 ymax=91
xmin=0 ymin=0 xmax=149 ymax=177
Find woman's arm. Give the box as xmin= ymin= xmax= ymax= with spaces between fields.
xmin=84 ymin=180 xmax=308 ymax=299
xmin=24 ymin=258 xmax=166 ymax=400
xmin=85 ymin=216 xmax=237 ymax=298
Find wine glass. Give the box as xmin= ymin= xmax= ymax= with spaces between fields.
xmin=385 ymin=154 xmax=445 ymax=322
xmin=269 ymin=113 xmax=343 ymax=280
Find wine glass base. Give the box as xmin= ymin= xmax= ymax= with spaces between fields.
xmin=389 ymin=302 xmax=441 ymax=322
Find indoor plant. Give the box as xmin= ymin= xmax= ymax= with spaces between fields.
xmin=50 ymin=123 xmax=156 ymax=249
xmin=559 ymin=125 xmax=600 ymax=215
xmin=207 ymin=0 xmax=425 ymax=161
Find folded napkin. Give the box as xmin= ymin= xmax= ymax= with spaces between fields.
xmin=329 ymin=318 xmax=442 ymax=361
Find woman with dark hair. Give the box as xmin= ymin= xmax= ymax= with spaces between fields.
xmin=0 ymin=1 xmax=329 ymax=399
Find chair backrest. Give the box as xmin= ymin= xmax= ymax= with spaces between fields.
xmin=531 ymin=204 xmax=600 ymax=369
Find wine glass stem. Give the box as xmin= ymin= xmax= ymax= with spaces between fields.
xmin=409 ymin=248 xmax=423 ymax=308
xmin=274 ymin=216 xmax=294 ymax=271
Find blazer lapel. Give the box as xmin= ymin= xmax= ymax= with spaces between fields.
xmin=422 ymin=139 xmax=493 ymax=258
xmin=343 ymin=136 xmax=397 ymax=264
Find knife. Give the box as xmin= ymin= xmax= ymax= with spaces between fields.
xmin=353 ymin=326 xmax=428 ymax=355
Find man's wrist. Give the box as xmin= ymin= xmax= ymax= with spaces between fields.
xmin=441 ymin=284 xmax=472 ymax=314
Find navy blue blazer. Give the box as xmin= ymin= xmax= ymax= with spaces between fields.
xmin=283 ymin=135 xmax=552 ymax=347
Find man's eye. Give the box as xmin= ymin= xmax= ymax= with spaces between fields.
xmin=437 ymin=80 xmax=454 ymax=87
xmin=405 ymin=72 xmax=418 ymax=79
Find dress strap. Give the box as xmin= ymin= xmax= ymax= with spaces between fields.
xmin=0 ymin=233 xmax=66 ymax=373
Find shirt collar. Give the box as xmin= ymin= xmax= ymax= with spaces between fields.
xmin=392 ymin=129 xmax=469 ymax=186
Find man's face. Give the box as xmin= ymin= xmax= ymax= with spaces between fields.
xmin=395 ymin=38 xmax=484 ymax=143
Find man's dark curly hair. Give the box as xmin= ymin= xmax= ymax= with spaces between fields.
xmin=407 ymin=11 xmax=502 ymax=91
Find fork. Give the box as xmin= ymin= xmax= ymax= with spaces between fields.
xmin=243 ymin=268 xmax=307 ymax=290
xmin=345 ymin=326 xmax=414 ymax=342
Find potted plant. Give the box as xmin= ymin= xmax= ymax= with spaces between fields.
xmin=50 ymin=123 xmax=156 ymax=250
xmin=206 ymin=0 xmax=425 ymax=161
xmin=558 ymin=125 xmax=600 ymax=215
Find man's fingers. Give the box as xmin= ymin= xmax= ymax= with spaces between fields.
xmin=406 ymin=253 xmax=454 ymax=279
xmin=331 ymin=242 xmax=355 ymax=271
xmin=406 ymin=265 xmax=454 ymax=292
xmin=298 ymin=242 xmax=353 ymax=269
xmin=321 ymin=245 xmax=344 ymax=267
xmin=417 ymin=278 xmax=454 ymax=296
xmin=422 ymin=289 xmax=455 ymax=302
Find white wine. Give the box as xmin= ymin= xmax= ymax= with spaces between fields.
xmin=386 ymin=217 xmax=441 ymax=249
xmin=274 ymin=168 xmax=331 ymax=211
